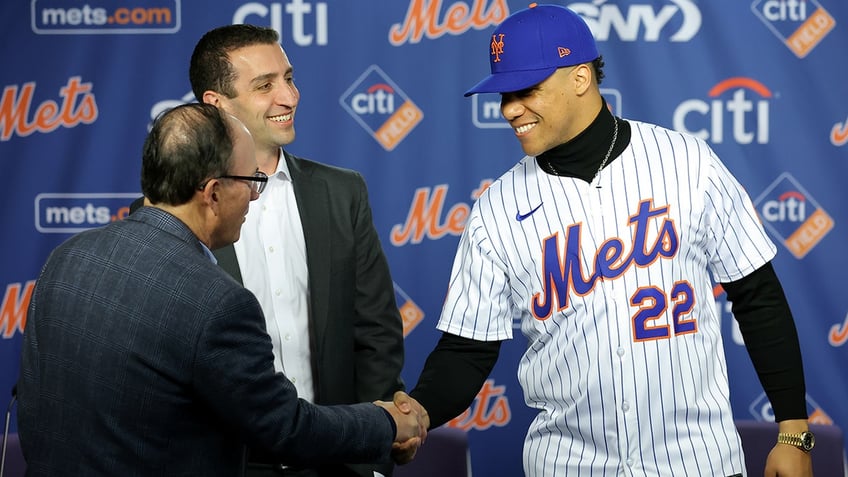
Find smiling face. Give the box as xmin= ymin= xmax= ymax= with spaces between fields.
xmin=208 ymin=43 xmax=300 ymax=165
xmin=499 ymin=64 xmax=601 ymax=157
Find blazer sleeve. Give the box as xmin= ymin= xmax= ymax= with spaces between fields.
xmin=350 ymin=172 xmax=406 ymax=402
xmin=192 ymin=285 xmax=395 ymax=466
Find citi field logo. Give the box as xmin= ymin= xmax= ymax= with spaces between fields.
xmin=673 ymin=77 xmax=772 ymax=145
xmin=749 ymin=392 xmax=832 ymax=425
xmin=751 ymin=0 xmax=835 ymax=58
xmin=753 ymin=173 xmax=833 ymax=259
xmin=339 ymin=65 xmax=423 ymax=151
xmin=569 ymin=0 xmax=701 ymax=42
xmin=472 ymin=88 xmax=622 ymax=129
xmin=395 ymin=282 xmax=425 ymax=337
xmin=35 ymin=193 xmax=137 ymax=233
xmin=31 ymin=0 xmax=180 ymax=34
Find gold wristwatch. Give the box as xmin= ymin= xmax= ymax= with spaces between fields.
xmin=777 ymin=430 xmax=815 ymax=452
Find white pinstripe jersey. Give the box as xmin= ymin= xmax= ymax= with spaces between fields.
xmin=437 ymin=120 xmax=776 ymax=476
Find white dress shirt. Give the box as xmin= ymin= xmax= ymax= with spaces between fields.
xmin=233 ymin=153 xmax=314 ymax=402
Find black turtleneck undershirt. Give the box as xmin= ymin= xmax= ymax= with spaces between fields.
xmin=410 ymin=101 xmax=806 ymax=430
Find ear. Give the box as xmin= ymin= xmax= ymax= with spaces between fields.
xmin=572 ymin=64 xmax=594 ymax=96
xmin=202 ymin=90 xmax=222 ymax=106
xmin=198 ymin=179 xmax=223 ymax=216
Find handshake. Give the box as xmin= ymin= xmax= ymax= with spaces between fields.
xmin=374 ymin=391 xmax=431 ymax=465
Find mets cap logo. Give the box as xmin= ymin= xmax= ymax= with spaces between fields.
xmin=753 ymin=172 xmax=833 ymax=259
xmin=339 ymin=65 xmax=423 ymax=151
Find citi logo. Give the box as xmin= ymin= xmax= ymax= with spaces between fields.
xmin=753 ymin=173 xmax=833 ymax=259
xmin=568 ymin=0 xmax=701 ymax=42
xmin=672 ymin=77 xmax=771 ymax=145
xmin=751 ymin=0 xmax=835 ymax=58
xmin=339 ymin=65 xmax=422 ymax=151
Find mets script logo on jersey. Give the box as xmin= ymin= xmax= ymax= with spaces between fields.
xmin=446 ymin=379 xmax=511 ymax=431
xmin=32 ymin=0 xmax=180 ymax=35
xmin=568 ymin=0 xmax=701 ymax=42
xmin=394 ymin=282 xmax=425 ymax=337
xmin=1 ymin=76 xmax=98 ymax=141
xmin=0 ymin=280 xmax=33 ymax=338
xmin=339 ymin=65 xmax=423 ymax=151
xmin=753 ymin=173 xmax=833 ymax=259
xmin=749 ymin=392 xmax=832 ymax=425
xmin=388 ymin=0 xmax=508 ymax=46
xmin=673 ymin=77 xmax=772 ymax=145
xmin=751 ymin=0 xmax=836 ymax=58
xmin=471 ymin=87 xmax=622 ymax=130
xmin=532 ymin=199 xmax=679 ymax=320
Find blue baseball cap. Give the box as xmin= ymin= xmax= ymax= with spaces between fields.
xmin=464 ymin=3 xmax=599 ymax=96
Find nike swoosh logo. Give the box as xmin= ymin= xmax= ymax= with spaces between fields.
xmin=516 ymin=203 xmax=543 ymax=221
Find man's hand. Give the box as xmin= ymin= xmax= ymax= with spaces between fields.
xmin=764 ymin=419 xmax=813 ymax=477
xmin=388 ymin=391 xmax=430 ymax=464
xmin=373 ymin=397 xmax=423 ymax=464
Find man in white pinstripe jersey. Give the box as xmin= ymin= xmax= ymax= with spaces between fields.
xmin=396 ymin=4 xmax=813 ymax=476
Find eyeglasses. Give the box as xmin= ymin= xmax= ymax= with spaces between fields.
xmin=199 ymin=171 xmax=269 ymax=194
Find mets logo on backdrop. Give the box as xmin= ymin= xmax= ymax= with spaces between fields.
xmin=750 ymin=0 xmax=835 ymax=58
xmin=753 ymin=173 xmax=833 ymax=259
xmin=339 ymin=65 xmax=423 ymax=151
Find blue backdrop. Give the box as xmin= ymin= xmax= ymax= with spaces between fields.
xmin=2 ymin=1 xmax=846 ymax=475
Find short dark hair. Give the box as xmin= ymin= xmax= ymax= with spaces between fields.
xmin=592 ymin=56 xmax=606 ymax=85
xmin=189 ymin=24 xmax=280 ymax=100
xmin=141 ymin=103 xmax=234 ymax=205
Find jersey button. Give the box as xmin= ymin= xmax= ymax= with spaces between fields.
xmin=616 ymin=347 xmax=625 ymax=357
xmin=621 ymin=402 xmax=630 ymax=412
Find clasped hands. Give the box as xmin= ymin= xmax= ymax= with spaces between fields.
xmin=373 ymin=391 xmax=430 ymax=465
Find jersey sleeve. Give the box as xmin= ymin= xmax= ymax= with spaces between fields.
xmin=702 ymin=150 xmax=777 ymax=283
xmin=436 ymin=200 xmax=515 ymax=342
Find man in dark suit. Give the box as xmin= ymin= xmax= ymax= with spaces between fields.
xmin=17 ymin=103 xmax=422 ymax=477
xmin=189 ymin=25 xmax=407 ymax=477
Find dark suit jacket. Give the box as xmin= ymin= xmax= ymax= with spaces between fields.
xmin=17 ymin=206 xmax=395 ymax=477
xmin=215 ymin=151 xmax=405 ymax=477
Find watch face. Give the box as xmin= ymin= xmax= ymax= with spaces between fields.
xmin=801 ymin=431 xmax=815 ymax=451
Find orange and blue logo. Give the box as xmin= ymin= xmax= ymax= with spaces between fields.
xmin=753 ymin=173 xmax=833 ymax=259
xmin=35 ymin=193 xmax=137 ymax=234
xmin=339 ymin=65 xmax=423 ymax=151
xmin=673 ymin=77 xmax=772 ymax=145
xmin=751 ymin=0 xmax=835 ymax=58
xmin=31 ymin=0 xmax=180 ymax=34
xmin=394 ymin=282 xmax=425 ymax=337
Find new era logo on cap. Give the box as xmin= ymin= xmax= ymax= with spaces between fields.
xmin=465 ymin=3 xmax=599 ymax=96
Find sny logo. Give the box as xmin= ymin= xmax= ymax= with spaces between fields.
xmin=394 ymin=282 xmax=425 ymax=337
xmin=339 ymin=65 xmax=423 ymax=151
xmin=753 ymin=173 xmax=833 ymax=259
xmin=749 ymin=392 xmax=832 ymax=425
